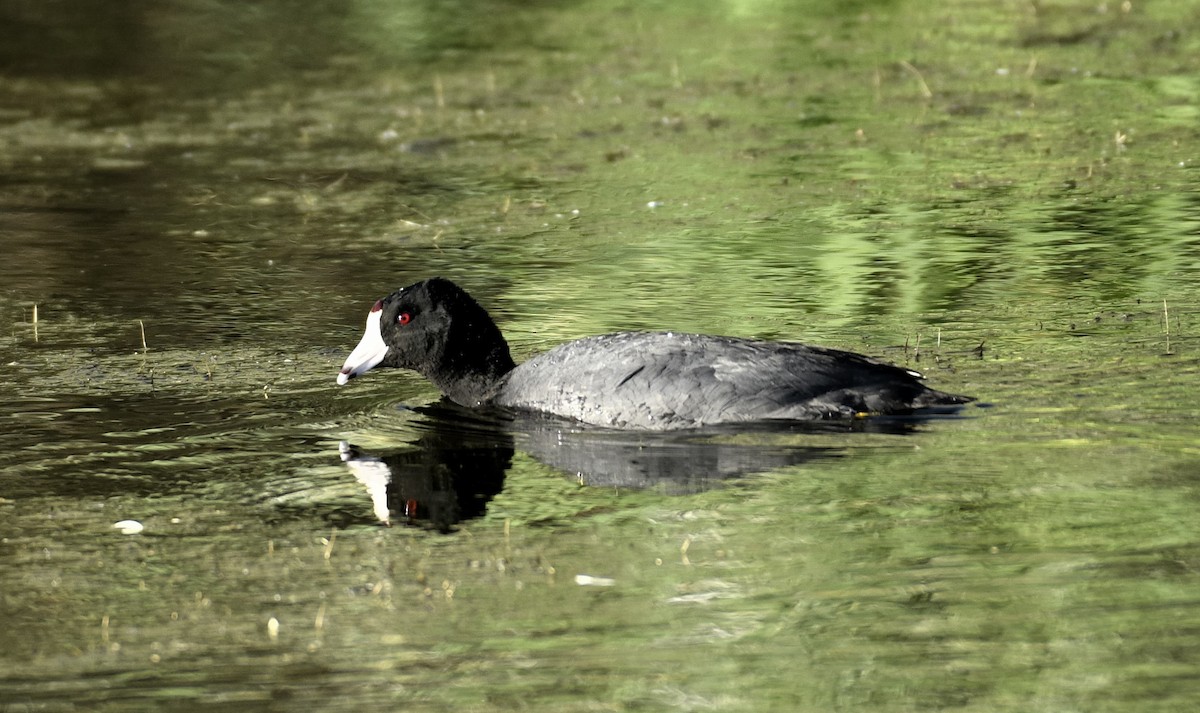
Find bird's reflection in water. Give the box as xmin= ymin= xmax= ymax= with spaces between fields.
xmin=339 ymin=401 xmax=948 ymax=530
xmin=339 ymin=403 xmax=512 ymax=531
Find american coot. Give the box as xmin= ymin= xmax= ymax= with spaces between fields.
xmin=337 ymin=277 xmax=973 ymax=430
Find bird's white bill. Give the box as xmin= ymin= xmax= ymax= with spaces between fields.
xmin=337 ymin=306 xmax=388 ymax=385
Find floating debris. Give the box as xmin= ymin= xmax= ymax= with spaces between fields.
xmin=574 ymin=574 xmax=615 ymax=587
xmin=112 ymin=520 xmax=144 ymax=535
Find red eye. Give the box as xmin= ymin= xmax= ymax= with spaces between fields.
xmin=397 ymin=312 xmax=412 ymax=326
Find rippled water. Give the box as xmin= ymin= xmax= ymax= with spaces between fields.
xmin=2 ymin=1 xmax=1200 ymax=711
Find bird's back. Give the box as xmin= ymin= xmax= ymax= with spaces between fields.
xmin=493 ymin=331 xmax=967 ymax=430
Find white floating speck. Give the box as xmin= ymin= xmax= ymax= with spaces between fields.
xmin=647 ymin=200 xmax=663 ymax=209
xmin=574 ymin=574 xmax=615 ymax=587
xmin=267 ymin=616 xmax=280 ymax=639
xmin=667 ymin=591 xmax=727 ymax=604
xmin=113 ymin=520 xmax=144 ymax=535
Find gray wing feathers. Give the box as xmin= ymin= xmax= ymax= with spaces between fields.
xmin=495 ymin=332 xmax=937 ymax=429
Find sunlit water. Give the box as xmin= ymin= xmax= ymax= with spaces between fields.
xmin=2 ymin=1 xmax=1200 ymax=711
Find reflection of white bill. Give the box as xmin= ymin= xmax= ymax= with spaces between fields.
xmin=339 ymin=441 xmax=392 ymax=526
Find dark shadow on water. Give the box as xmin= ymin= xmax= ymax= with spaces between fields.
xmin=337 ymin=399 xmax=967 ymax=531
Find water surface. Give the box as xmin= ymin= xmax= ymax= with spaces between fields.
xmin=2 ymin=1 xmax=1200 ymax=711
